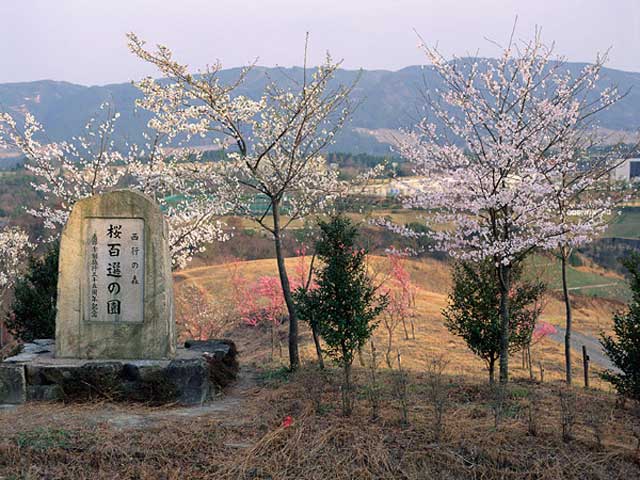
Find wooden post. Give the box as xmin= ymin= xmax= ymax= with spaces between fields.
xmin=539 ymin=362 xmax=544 ymax=383
xmin=582 ymin=345 xmax=590 ymax=389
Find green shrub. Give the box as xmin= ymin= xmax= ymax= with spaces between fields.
xmin=443 ymin=260 xmax=545 ymax=384
xmin=601 ymin=254 xmax=640 ymax=400
xmin=294 ymin=215 xmax=388 ymax=415
xmin=6 ymin=241 xmax=59 ymax=342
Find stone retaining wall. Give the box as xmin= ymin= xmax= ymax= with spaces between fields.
xmin=0 ymin=339 xmax=238 ymax=406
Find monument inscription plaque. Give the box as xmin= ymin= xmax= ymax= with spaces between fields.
xmin=84 ymin=218 xmax=145 ymax=323
xmin=56 ymin=190 xmax=175 ymax=360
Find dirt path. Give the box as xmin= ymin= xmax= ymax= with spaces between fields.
xmin=92 ymin=366 xmax=260 ymax=430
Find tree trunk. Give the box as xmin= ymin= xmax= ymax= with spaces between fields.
xmin=310 ymin=318 xmax=324 ymax=369
xmin=489 ymin=357 xmax=495 ymax=385
xmin=498 ymin=263 xmax=511 ymax=384
xmin=561 ymin=252 xmax=573 ymax=385
xmin=386 ymin=328 xmax=394 ymax=369
xmin=0 ymin=298 xmax=4 ymax=352
xmin=342 ymin=349 xmax=353 ymax=416
xmin=401 ymin=318 xmax=410 ymax=340
xmin=272 ymin=201 xmax=300 ymax=370
xmin=270 ymin=323 xmax=275 ymax=361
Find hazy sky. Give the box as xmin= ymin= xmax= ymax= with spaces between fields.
xmin=1 ymin=0 xmax=639 ymax=85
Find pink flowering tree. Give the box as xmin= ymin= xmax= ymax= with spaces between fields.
xmin=229 ymin=249 xmax=318 ymax=362
xmin=229 ymin=265 xmax=287 ymax=360
xmin=228 ymin=261 xmax=261 ymax=327
xmin=396 ymin=30 xmax=622 ymax=383
xmin=532 ymin=321 xmax=558 ymax=344
xmin=387 ymin=251 xmax=417 ymax=340
xmin=379 ymin=251 xmax=417 ymax=368
xmin=255 ymin=276 xmax=288 ymax=360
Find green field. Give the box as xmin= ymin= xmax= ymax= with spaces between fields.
xmin=526 ymin=255 xmax=630 ymax=303
xmin=604 ymin=207 xmax=640 ymax=239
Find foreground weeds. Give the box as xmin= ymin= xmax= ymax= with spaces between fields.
xmin=1 ymin=365 xmax=640 ymax=479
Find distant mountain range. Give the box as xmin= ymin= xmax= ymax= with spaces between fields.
xmin=1 ymin=62 xmax=640 ymax=167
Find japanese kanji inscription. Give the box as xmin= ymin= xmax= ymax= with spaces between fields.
xmin=84 ymin=218 xmax=145 ymax=323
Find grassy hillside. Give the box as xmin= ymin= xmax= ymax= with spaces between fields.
xmin=605 ymin=207 xmax=640 ymax=239
xmin=175 ymin=255 xmax=624 ymax=386
xmin=2 ymin=256 xmax=638 ymax=479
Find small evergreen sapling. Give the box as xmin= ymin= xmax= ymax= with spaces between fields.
xmin=6 ymin=242 xmax=59 ymax=342
xmin=601 ymin=254 xmax=640 ymax=401
xmin=294 ymin=216 xmax=387 ymax=416
xmin=443 ymin=260 xmax=545 ymax=384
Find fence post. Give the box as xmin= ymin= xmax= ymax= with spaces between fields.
xmin=582 ymin=345 xmax=590 ymax=389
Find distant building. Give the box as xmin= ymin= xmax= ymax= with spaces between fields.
xmin=612 ymin=158 xmax=640 ymax=183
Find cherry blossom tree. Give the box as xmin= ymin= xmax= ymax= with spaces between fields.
xmin=539 ymin=145 xmax=633 ymax=384
xmin=254 ymin=276 xmax=288 ymax=360
xmin=396 ymin=29 xmax=623 ymax=382
xmin=128 ymin=33 xmax=361 ymax=370
xmin=0 ymin=104 xmax=231 ymax=268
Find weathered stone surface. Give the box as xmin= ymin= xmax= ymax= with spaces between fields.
xmin=186 ymin=339 xmax=239 ymax=389
xmin=4 ymin=352 xmax=38 ymax=363
xmin=184 ymin=339 xmax=233 ymax=358
xmin=27 ymin=385 xmax=64 ymax=401
xmin=1 ymin=338 xmax=238 ymax=405
xmin=0 ymin=364 xmax=26 ymax=404
xmin=22 ymin=342 xmax=53 ymax=354
xmin=56 ymin=190 xmax=175 ymax=360
xmin=165 ymin=358 xmax=211 ymax=405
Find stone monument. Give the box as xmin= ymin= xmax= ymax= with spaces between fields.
xmin=56 ymin=189 xmax=175 ymax=359
xmin=0 ymin=190 xmax=238 ymax=406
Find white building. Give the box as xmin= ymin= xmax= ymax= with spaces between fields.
xmin=612 ymin=158 xmax=640 ymax=183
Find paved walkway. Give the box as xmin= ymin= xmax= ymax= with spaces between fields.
xmin=548 ymin=325 xmax=619 ymax=372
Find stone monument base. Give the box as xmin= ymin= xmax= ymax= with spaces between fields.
xmin=0 ymin=339 xmax=238 ymax=406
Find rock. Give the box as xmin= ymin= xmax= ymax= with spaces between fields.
xmin=32 ymin=339 xmax=54 ymax=347
xmin=185 ymin=339 xmax=233 ymax=358
xmin=60 ymin=362 xmax=124 ymax=400
xmin=56 ymin=189 xmax=175 ymax=360
xmin=165 ymin=358 xmax=211 ymax=405
xmin=22 ymin=343 xmax=53 ymax=354
xmin=4 ymin=352 xmax=38 ymax=363
xmin=27 ymin=385 xmax=64 ymax=401
xmin=119 ymin=362 xmax=178 ymax=403
xmin=0 ymin=338 xmax=237 ymax=405
xmin=0 ymin=365 xmax=26 ymax=404
xmin=186 ymin=340 xmax=239 ymax=389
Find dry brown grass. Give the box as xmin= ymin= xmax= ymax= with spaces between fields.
xmin=175 ymin=255 xmax=620 ymax=387
xmin=1 ymin=255 xmax=633 ymax=479
xmin=2 ymin=363 xmax=640 ymax=479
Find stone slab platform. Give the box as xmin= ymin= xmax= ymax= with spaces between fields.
xmin=0 ymin=339 xmax=238 ymax=406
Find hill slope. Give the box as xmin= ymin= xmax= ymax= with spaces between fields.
xmin=174 ymin=255 xmax=624 ymax=385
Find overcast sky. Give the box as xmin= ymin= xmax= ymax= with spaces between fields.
xmin=1 ymin=0 xmax=639 ymax=86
